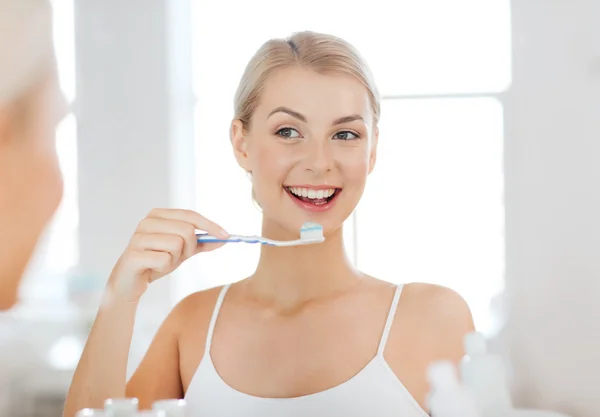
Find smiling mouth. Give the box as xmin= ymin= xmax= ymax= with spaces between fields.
xmin=284 ymin=186 xmax=342 ymax=206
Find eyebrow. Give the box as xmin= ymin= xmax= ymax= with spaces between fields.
xmin=267 ymin=106 xmax=365 ymax=126
xmin=332 ymin=114 xmax=365 ymax=125
xmin=268 ymin=107 xmax=307 ymax=123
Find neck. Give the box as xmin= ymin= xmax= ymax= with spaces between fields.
xmin=246 ymin=220 xmax=362 ymax=309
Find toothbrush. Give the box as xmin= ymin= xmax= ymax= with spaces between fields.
xmin=196 ymin=222 xmax=325 ymax=247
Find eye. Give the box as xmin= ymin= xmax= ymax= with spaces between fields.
xmin=333 ymin=131 xmax=360 ymax=140
xmin=276 ymin=127 xmax=301 ymax=139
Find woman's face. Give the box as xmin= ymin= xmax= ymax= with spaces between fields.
xmin=232 ymin=67 xmax=378 ymax=238
xmin=0 ymin=68 xmax=66 ymax=308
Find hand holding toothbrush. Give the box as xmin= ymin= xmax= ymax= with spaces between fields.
xmin=106 ymin=208 xmax=325 ymax=303
xmin=107 ymin=208 xmax=230 ymax=302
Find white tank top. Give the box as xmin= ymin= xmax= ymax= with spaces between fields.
xmin=184 ymin=284 xmax=428 ymax=417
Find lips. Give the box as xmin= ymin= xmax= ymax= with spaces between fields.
xmin=284 ymin=186 xmax=342 ymax=213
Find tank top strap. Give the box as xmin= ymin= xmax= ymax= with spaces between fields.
xmin=204 ymin=284 xmax=231 ymax=356
xmin=377 ymin=284 xmax=404 ymax=356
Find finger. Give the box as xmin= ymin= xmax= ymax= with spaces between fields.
xmin=130 ymin=233 xmax=184 ymax=264
xmin=195 ymin=240 xmax=227 ymax=254
xmin=136 ymin=218 xmax=198 ymax=260
xmin=128 ymin=250 xmax=173 ymax=274
xmin=148 ymin=208 xmax=229 ymax=238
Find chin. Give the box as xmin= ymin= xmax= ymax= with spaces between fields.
xmin=267 ymin=210 xmax=350 ymax=241
xmin=259 ymin=186 xmax=358 ymax=238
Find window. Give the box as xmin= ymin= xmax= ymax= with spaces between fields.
xmin=358 ymin=98 xmax=505 ymax=330
xmin=18 ymin=0 xmax=78 ymax=312
xmin=188 ymin=0 xmax=510 ymax=332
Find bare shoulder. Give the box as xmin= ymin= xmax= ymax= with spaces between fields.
xmin=168 ymin=286 xmax=224 ymax=338
xmin=402 ymin=282 xmax=473 ymax=322
xmin=171 ymin=286 xmax=223 ymax=317
xmin=400 ymin=282 xmax=475 ymax=361
xmin=365 ymin=281 xmax=475 ymax=409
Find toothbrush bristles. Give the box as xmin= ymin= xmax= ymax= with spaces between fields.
xmin=299 ymin=222 xmax=325 ymax=242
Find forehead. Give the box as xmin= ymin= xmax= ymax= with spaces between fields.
xmin=254 ymin=67 xmax=373 ymax=125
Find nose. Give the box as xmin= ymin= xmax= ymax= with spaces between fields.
xmin=305 ymin=138 xmax=334 ymax=174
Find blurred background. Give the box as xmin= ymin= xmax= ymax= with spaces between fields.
xmin=0 ymin=0 xmax=598 ymax=416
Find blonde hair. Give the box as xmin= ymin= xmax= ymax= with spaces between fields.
xmin=233 ymin=31 xmax=381 ymax=129
xmin=0 ymin=0 xmax=54 ymax=108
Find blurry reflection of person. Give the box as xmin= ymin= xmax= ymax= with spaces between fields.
xmin=0 ymin=0 xmax=66 ymax=309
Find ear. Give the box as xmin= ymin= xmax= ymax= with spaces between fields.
xmin=231 ymin=119 xmax=252 ymax=172
xmin=368 ymin=126 xmax=378 ymax=174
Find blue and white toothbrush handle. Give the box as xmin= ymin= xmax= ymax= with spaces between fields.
xmin=196 ymin=222 xmax=324 ymax=247
xmin=196 ymin=233 xmax=273 ymax=245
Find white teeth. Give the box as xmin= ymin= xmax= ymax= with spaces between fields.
xmin=288 ymin=187 xmax=337 ymax=200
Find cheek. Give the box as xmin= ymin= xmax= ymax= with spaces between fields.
xmin=337 ymin=147 xmax=371 ymax=186
xmin=250 ymin=143 xmax=295 ymax=183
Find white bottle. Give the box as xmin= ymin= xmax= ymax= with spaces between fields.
xmin=152 ymin=399 xmax=187 ymax=417
xmin=104 ymin=398 xmax=139 ymax=417
xmin=76 ymin=409 xmax=107 ymax=417
xmin=460 ymin=332 xmax=513 ymax=417
xmin=427 ymin=360 xmax=482 ymax=417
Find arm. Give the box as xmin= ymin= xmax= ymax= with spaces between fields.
xmin=64 ymin=293 xmax=188 ymax=415
xmin=63 ymin=209 xmax=229 ymax=417
xmin=63 ymin=291 xmax=140 ymax=415
xmin=125 ymin=294 xmax=199 ymax=409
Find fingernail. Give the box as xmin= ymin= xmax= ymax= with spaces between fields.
xmin=219 ymin=229 xmax=229 ymax=237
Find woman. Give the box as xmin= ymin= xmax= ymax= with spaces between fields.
xmin=65 ymin=31 xmax=474 ymax=417
xmin=0 ymin=0 xmax=65 ymax=310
